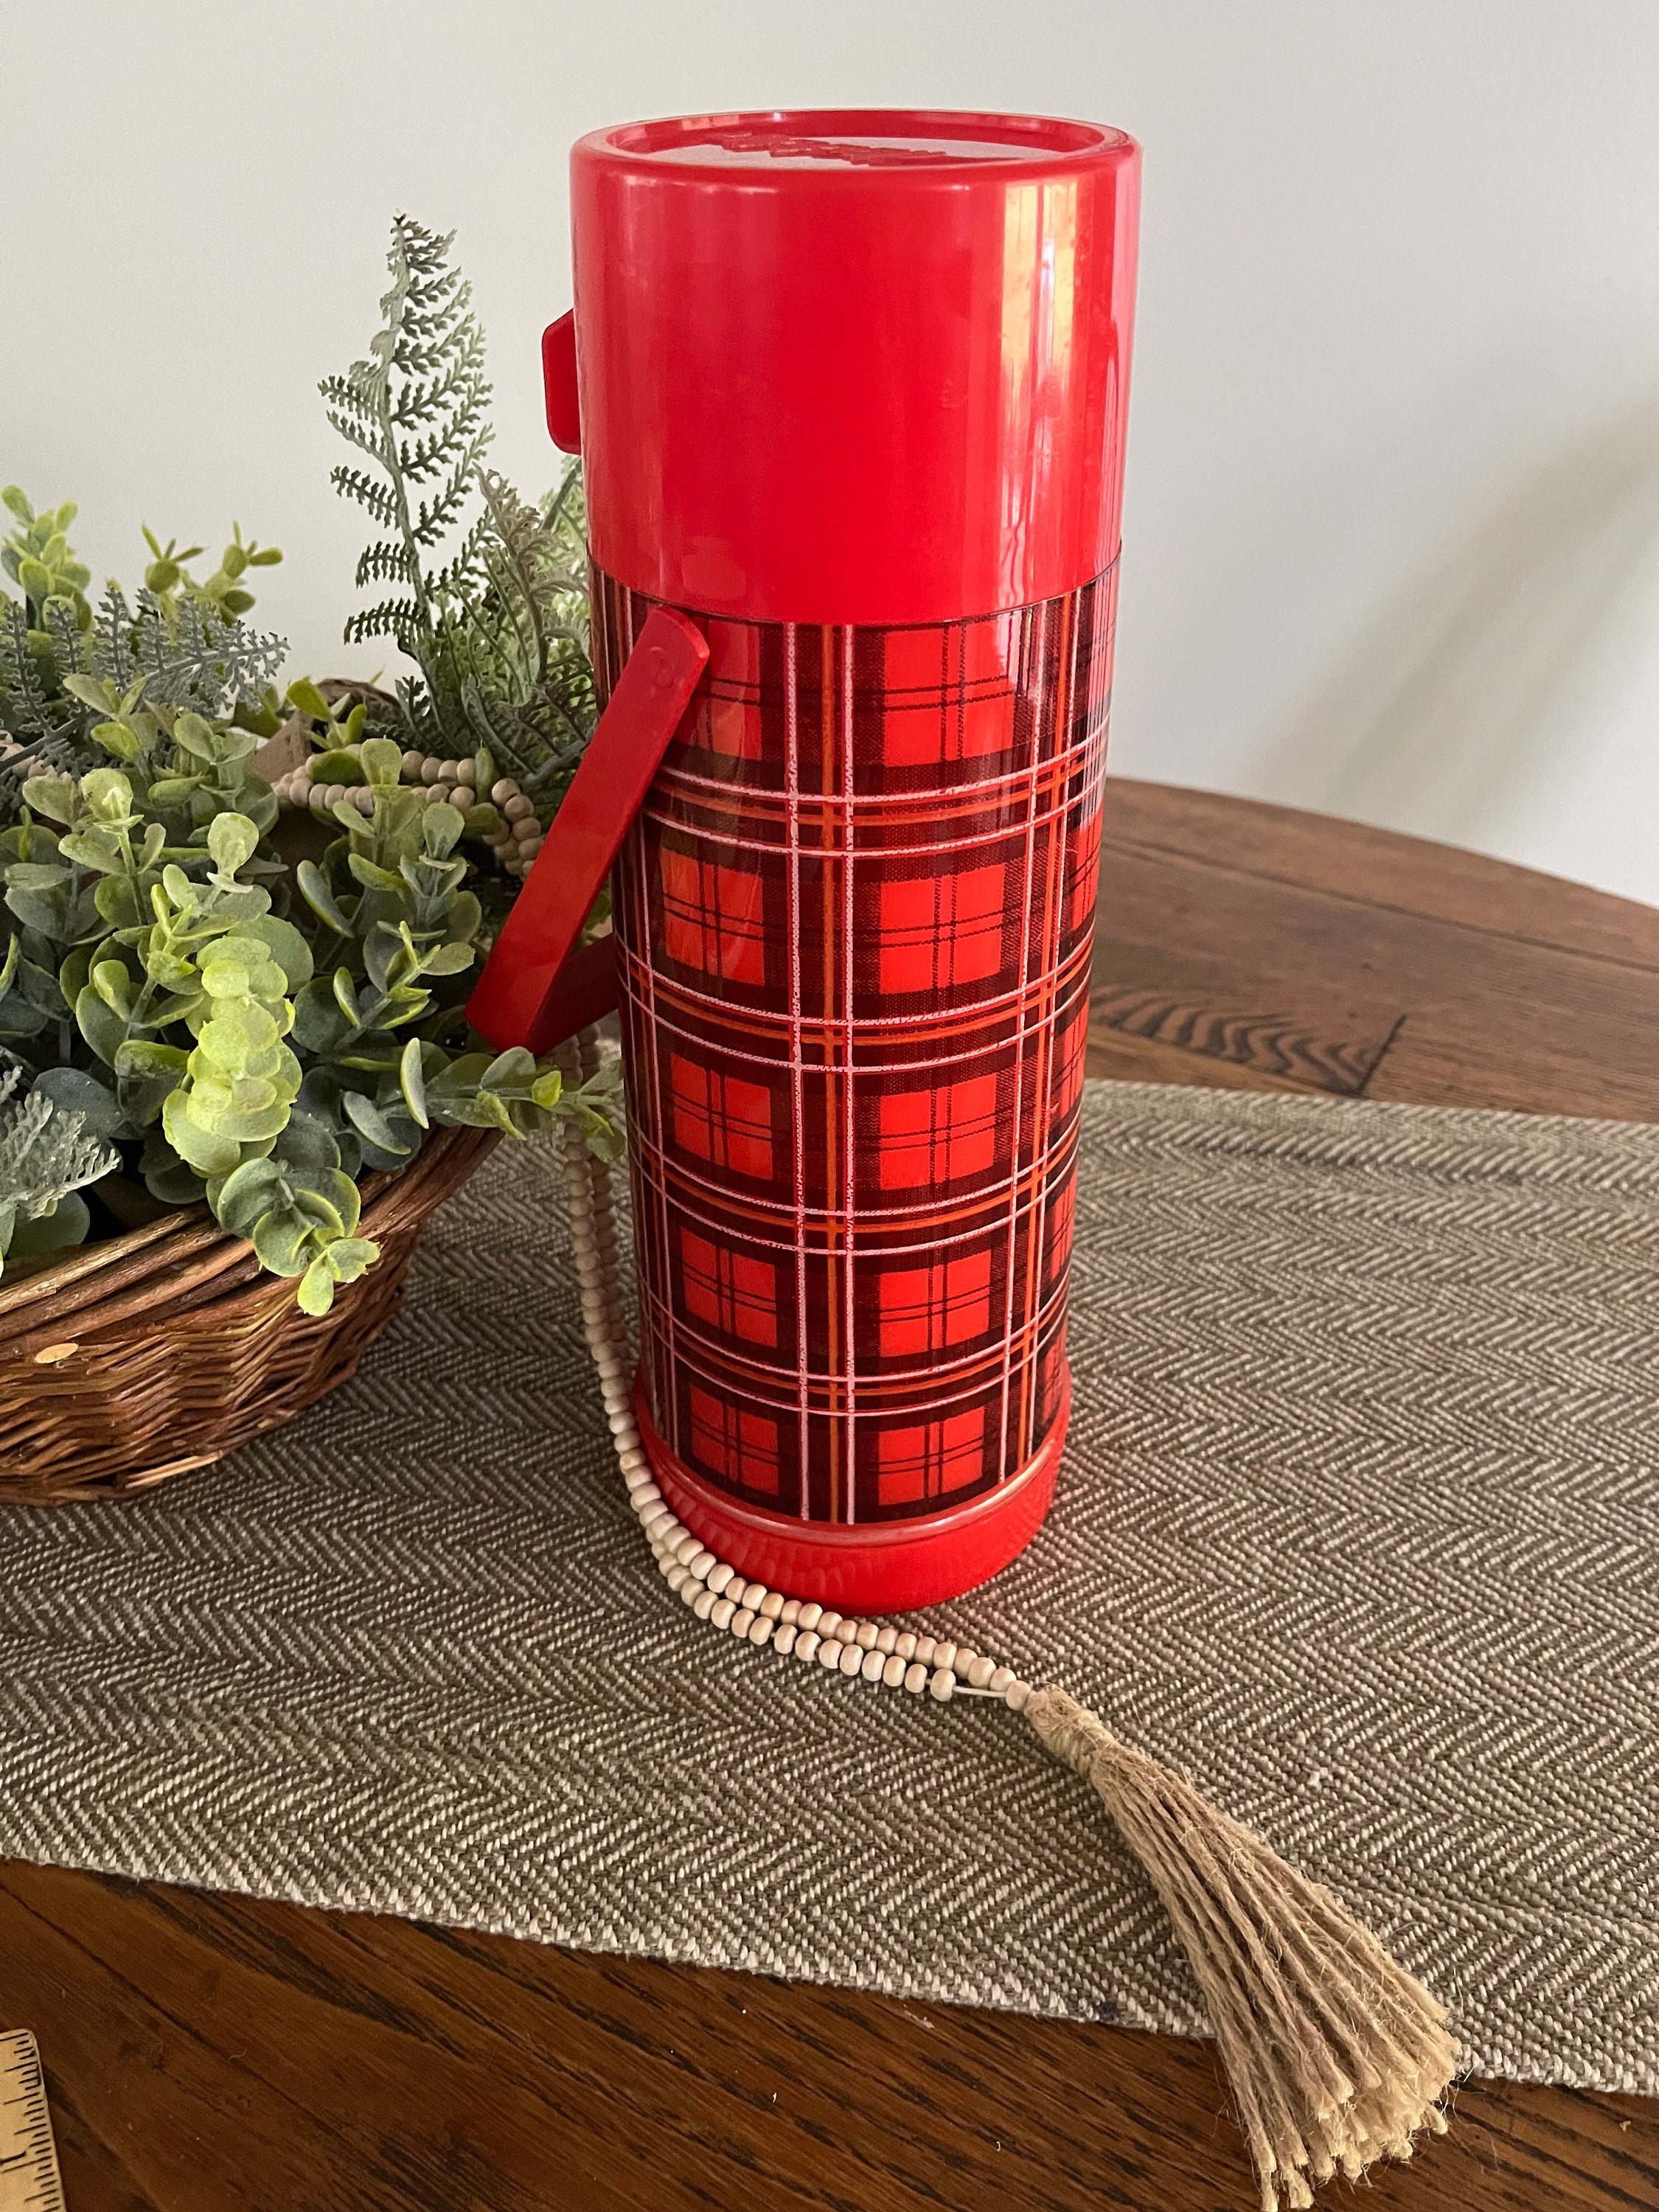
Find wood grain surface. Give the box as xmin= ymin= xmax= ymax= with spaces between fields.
xmin=4 ymin=779 xmax=1655 ymax=2212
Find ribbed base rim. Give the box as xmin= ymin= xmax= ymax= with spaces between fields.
xmin=632 ymin=1373 xmax=1069 ymax=1611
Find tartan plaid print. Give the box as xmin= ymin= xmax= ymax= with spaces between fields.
xmin=602 ymin=564 xmax=1116 ymax=1525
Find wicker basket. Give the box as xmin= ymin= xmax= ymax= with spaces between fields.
xmin=0 ymin=1127 xmax=496 ymax=1505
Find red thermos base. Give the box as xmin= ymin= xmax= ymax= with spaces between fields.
xmin=635 ymin=1370 xmax=1069 ymax=1614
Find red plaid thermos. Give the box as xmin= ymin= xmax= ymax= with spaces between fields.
xmin=470 ymin=111 xmax=1140 ymax=1610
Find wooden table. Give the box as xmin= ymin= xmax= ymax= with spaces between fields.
xmin=3 ymin=779 xmax=1655 ymax=2212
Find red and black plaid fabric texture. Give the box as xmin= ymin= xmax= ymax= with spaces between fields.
xmin=600 ymin=564 xmax=1116 ymax=1525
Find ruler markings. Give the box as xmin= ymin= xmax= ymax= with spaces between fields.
xmin=0 ymin=2034 xmax=66 ymax=2212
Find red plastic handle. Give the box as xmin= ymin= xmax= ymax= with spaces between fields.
xmin=542 ymin=312 xmax=581 ymax=453
xmin=465 ymin=604 xmax=709 ymax=1055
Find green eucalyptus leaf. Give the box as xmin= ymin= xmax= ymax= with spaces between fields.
xmin=348 ymin=853 xmax=404 ymax=892
xmin=398 ymin=1036 xmax=429 ymax=1128
xmin=91 ymin=959 xmax=134 ymax=1018
xmin=214 ymin=1157 xmax=291 ymax=1239
xmin=360 ymin=737 xmax=403 ymax=787
xmin=243 ymin=914 xmax=314 ymax=992
xmin=290 ymin=980 xmax=351 ymax=1055
xmin=206 ymin=812 xmax=259 ymax=879
xmin=31 ymin=1065 xmax=131 ymax=1141
xmin=19 ymin=776 xmax=79 ymax=827
xmin=161 ymin=1088 xmax=244 ymax=1178
xmin=81 ymin=767 xmax=135 ymax=825
xmin=296 ymin=1256 xmax=337 ymax=1315
xmin=341 ymin=1089 xmax=411 ymax=1158
xmin=310 ymin=749 xmax=365 ymax=785
xmin=139 ymin=1131 xmax=206 ymax=1206
xmin=420 ymin=941 xmax=475 ymax=978
xmin=113 ymin=1040 xmax=190 ymax=1080
xmin=252 ymin=1206 xmax=314 ymax=1275
xmin=286 ymin=678 xmax=331 ymax=720
xmin=482 ymin=1047 xmax=537 ymax=1091
xmin=296 ymin=860 xmax=351 ymax=935
xmin=273 ymin=1107 xmax=342 ymax=1174
xmin=75 ymin=983 xmax=129 ymax=1068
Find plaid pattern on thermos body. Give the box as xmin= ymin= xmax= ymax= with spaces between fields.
xmin=602 ymin=563 xmax=1116 ymax=1525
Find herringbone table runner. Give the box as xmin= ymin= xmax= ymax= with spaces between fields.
xmin=1 ymin=1082 xmax=1654 ymax=2093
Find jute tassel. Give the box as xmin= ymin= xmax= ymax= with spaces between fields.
xmin=1025 ymin=1687 xmax=1458 ymax=2211
xmin=554 ymin=1031 xmax=1458 ymax=2212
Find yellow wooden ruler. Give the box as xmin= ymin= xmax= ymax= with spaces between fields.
xmin=0 ymin=2034 xmax=66 ymax=2212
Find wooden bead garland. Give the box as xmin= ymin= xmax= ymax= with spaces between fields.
xmin=271 ymin=741 xmax=546 ymax=877
xmin=550 ymin=1025 xmax=1461 ymax=2212
xmin=552 ymin=1025 xmax=1045 ymax=1711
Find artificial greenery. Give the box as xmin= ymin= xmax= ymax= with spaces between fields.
xmin=323 ymin=216 xmax=597 ymax=806
xmin=0 ymin=212 xmax=619 ymax=1312
xmin=0 ymin=723 xmax=618 ymax=1310
xmin=0 ymin=490 xmax=286 ymax=812
xmin=0 ymin=1062 xmax=117 ymax=1279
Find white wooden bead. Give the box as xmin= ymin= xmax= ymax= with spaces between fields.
xmin=710 ymin=1599 xmax=736 ymax=1631
xmin=860 ymin=1649 xmax=885 ymax=1683
xmin=928 ymin=1668 xmax=955 ymax=1703
xmin=353 ymin=786 xmax=375 ymax=813
xmin=874 ymin=1626 xmax=898 ymax=1655
xmin=504 ymin=793 xmax=535 ymax=821
xmin=759 ymin=1591 xmax=784 ymax=1620
xmin=795 ymin=1631 xmax=820 ymax=1663
xmin=881 ymin=1655 xmax=907 ymax=1688
xmin=968 ymin=1655 xmax=997 ymax=1689
xmin=952 ymin=1648 xmax=978 ymax=1680
xmin=817 ymin=1637 xmax=843 ymax=1670
xmin=490 ymin=778 xmax=517 ymax=807
xmin=796 ymin=1603 xmax=822 ymax=1632
xmin=817 ymin=1611 xmax=842 ymax=1641
xmin=679 ymin=1578 xmax=700 ymax=1607
xmin=988 ymin=1666 xmax=1015 ymax=1694
xmin=454 ymin=758 xmax=476 ymax=785
xmin=693 ymin=1588 xmax=717 ymax=1621
xmin=913 ymin=1636 xmax=936 ymax=1666
xmin=672 ymin=1534 xmax=703 ymax=1566
xmin=630 ymin=1480 xmax=661 ymax=1506
xmin=1004 ymin=1680 xmax=1032 ymax=1713
xmin=437 ymin=757 xmax=462 ymax=779
xmin=325 ymin=783 xmax=346 ymax=807
xmin=401 ymin=749 xmax=423 ymax=776
xmin=894 ymin=1633 xmax=917 ymax=1662
xmin=854 ymin=1622 xmax=879 ymax=1652
xmin=688 ymin=1548 xmax=716 ymax=1579
xmin=748 ymin=1617 xmax=774 ymax=1647
xmin=420 ymin=757 xmax=443 ymax=782
xmin=932 ymin=1642 xmax=956 ymax=1673
xmin=740 ymin=1581 xmax=767 ymax=1611
xmin=779 ymin=1599 xmax=800 ymax=1626
xmin=665 ymin=1564 xmax=689 ymax=1593
xmin=838 ymin=1642 xmax=863 ymax=1678
xmin=706 ymin=1562 xmax=734 ymax=1594
xmin=731 ymin=1608 xmax=755 ymax=1638
xmin=773 ymin=1624 xmax=796 ymax=1655
xmin=903 ymin=1663 xmax=928 ymax=1694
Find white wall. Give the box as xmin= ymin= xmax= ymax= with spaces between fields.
xmin=7 ymin=1 xmax=1658 ymax=902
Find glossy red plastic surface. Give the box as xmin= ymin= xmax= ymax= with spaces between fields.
xmin=568 ymin=109 xmax=1139 ymax=625
xmin=636 ymin=1372 xmax=1069 ymax=1613
xmin=465 ymin=604 xmax=707 ymax=1052
xmin=541 ymin=310 xmax=581 ymax=453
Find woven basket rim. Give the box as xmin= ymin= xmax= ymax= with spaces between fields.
xmin=0 ymin=1124 xmax=492 ymax=1340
